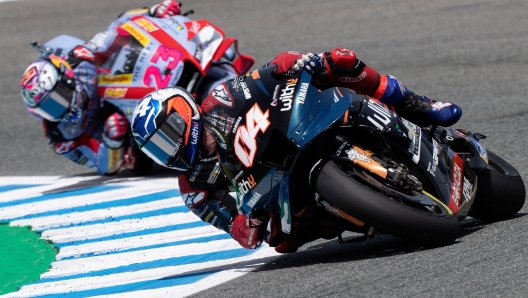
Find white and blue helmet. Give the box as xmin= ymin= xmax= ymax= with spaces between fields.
xmin=131 ymin=87 xmax=202 ymax=171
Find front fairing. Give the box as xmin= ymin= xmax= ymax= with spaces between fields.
xmin=202 ymin=67 xmax=351 ymax=223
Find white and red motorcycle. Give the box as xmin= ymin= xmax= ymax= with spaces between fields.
xmin=32 ymin=10 xmax=254 ymax=174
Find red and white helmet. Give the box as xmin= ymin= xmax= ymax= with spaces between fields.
xmin=20 ymin=55 xmax=78 ymax=122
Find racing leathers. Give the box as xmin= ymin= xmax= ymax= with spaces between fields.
xmin=270 ymin=48 xmax=462 ymax=127
xmin=31 ymin=54 xmax=132 ymax=175
xmin=176 ymin=47 xmax=463 ymax=253
xmin=25 ymin=2 xmax=182 ymax=175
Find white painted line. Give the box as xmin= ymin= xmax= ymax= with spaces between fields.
xmin=0 ymin=185 xmax=171 ymax=220
xmin=41 ymin=212 xmax=200 ymax=243
xmin=9 ymin=246 xmax=279 ymax=298
xmin=56 ymin=226 xmax=224 ymax=260
xmin=44 ymin=239 xmax=243 ymax=278
xmin=11 ymin=197 xmax=184 ymax=230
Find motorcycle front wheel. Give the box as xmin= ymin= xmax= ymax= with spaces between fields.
xmin=315 ymin=160 xmax=460 ymax=247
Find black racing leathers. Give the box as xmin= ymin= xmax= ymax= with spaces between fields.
xmin=177 ymin=154 xmax=237 ymax=233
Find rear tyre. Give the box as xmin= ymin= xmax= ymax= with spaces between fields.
xmin=469 ymin=151 xmax=525 ymax=222
xmin=315 ymin=160 xmax=460 ymax=247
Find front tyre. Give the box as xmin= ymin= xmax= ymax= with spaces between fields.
xmin=315 ymin=160 xmax=460 ymax=247
xmin=469 ymin=151 xmax=525 ymax=222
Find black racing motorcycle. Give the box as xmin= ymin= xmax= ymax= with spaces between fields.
xmin=209 ymin=65 xmax=525 ymax=247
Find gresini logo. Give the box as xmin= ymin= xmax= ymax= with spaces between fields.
xmin=345 ymin=148 xmax=371 ymax=163
xmin=279 ymin=78 xmax=298 ymax=111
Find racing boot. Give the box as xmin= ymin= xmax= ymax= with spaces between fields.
xmin=394 ymin=92 xmax=462 ymax=127
xmin=271 ymin=204 xmax=342 ymax=254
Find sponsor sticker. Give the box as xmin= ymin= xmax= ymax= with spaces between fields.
xmin=448 ymin=153 xmax=464 ymax=213
xmin=462 ymin=176 xmax=473 ymax=204
xmin=345 ymin=148 xmax=371 ymax=163
xmin=99 ymin=74 xmax=133 ymax=85
xmin=121 ymin=23 xmax=151 ymax=47
xmin=237 ymin=174 xmax=256 ymax=197
xmin=133 ymin=17 xmax=160 ymax=33
xmin=247 ymin=192 xmax=262 ymax=209
xmin=212 ymin=84 xmax=233 ymax=108
xmin=278 ymin=78 xmax=298 ymax=111
xmin=427 ymin=139 xmax=439 ymax=177
xmin=183 ymin=191 xmax=206 ymax=208
xmin=234 ymin=104 xmax=270 ymax=167
xmin=240 ymin=82 xmax=251 ymax=99
xmin=103 ymin=88 xmax=127 ymax=98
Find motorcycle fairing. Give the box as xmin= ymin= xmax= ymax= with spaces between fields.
xmin=41 ymin=35 xmax=85 ymax=59
xmin=98 ymin=15 xmax=252 ymax=122
xmin=288 ymin=77 xmax=353 ymax=148
xmin=204 ymin=68 xmax=354 ymax=227
xmin=345 ymin=96 xmax=479 ymax=216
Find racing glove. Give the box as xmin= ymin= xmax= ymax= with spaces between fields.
xmin=230 ymin=214 xmax=267 ymax=249
xmin=269 ymin=51 xmax=326 ymax=79
xmin=102 ymin=113 xmax=128 ymax=149
xmin=149 ymin=0 xmax=181 ymax=18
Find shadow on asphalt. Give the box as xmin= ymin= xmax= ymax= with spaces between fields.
xmin=42 ymin=165 xmax=179 ymax=194
xmin=254 ymin=234 xmax=429 ymax=272
xmin=457 ymin=213 xmax=527 ymax=239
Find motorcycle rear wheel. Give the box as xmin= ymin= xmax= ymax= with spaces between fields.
xmin=315 ymin=160 xmax=460 ymax=247
xmin=469 ymin=150 xmax=525 ymax=222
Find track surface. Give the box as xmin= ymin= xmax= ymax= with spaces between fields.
xmin=1 ymin=0 xmax=527 ymax=296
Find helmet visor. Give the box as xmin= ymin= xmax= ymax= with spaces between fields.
xmin=30 ymin=78 xmax=74 ymax=121
xmin=140 ymin=111 xmax=190 ymax=170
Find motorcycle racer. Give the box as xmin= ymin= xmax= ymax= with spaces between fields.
xmin=20 ymin=0 xmax=252 ymax=175
xmin=131 ymin=48 xmax=462 ymax=252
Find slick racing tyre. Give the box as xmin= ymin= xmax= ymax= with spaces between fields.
xmin=469 ymin=150 xmax=525 ymax=222
xmin=315 ymin=160 xmax=460 ymax=247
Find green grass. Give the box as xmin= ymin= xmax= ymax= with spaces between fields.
xmin=0 ymin=224 xmax=57 ymax=295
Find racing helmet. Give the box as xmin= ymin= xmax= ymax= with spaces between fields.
xmin=20 ymin=55 xmax=79 ymax=122
xmin=131 ymin=87 xmax=202 ymax=171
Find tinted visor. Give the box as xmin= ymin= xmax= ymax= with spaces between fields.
xmin=140 ymin=112 xmax=190 ymax=169
xmin=31 ymin=77 xmax=74 ymax=121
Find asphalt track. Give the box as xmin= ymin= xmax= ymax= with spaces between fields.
xmin=0 ymin=0 xmax=527 ymax=296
